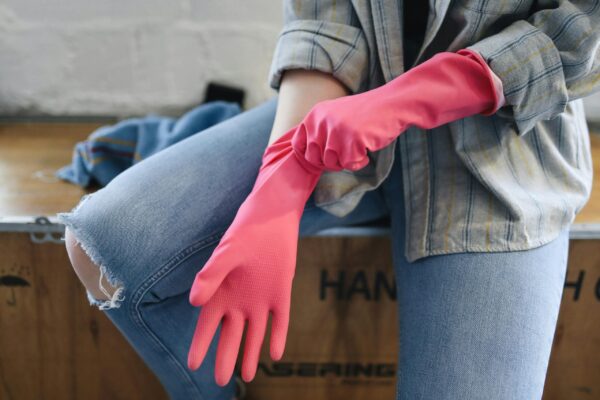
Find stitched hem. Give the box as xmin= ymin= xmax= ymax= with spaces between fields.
xmin=407 ymin=225 xmax=571 ymax=263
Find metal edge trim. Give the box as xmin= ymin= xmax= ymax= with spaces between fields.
xmin=1 ymin=216 xmax=600 ymax=239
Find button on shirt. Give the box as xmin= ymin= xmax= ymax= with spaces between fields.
xmin=267 ymin=0 xmax=597 ymax=262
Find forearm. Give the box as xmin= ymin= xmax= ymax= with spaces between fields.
xmin=290 ymin=50 xmax=502 ymax=172
xmin=268 ymin=69 xmax=350 ymax=146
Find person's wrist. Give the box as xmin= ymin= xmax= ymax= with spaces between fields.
xmin=257 ymin=129 xmax=323 ymax=205
xmin=269 ymin=69 xmax=351 ymax=146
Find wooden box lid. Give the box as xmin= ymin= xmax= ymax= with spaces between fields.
xmin=1 ymin=122 xmax=599 ymax=238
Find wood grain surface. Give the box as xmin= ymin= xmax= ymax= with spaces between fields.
xmin=0 ymin=123 xmax=102 ymax=217
xmin=0 ymin=232 xmax=168 ymax=400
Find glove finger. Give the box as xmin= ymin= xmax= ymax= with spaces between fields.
xmin=215 ymin=313 xmax=245 ymax=387
xmin=323 ymin=148 xmax=344 ymax=171
xmin=342 ymin=139 xmax=370 ymax=171
xmin=187 ymin=306 xmax=222 ymax=371
xmin=290 ymin=123 xmax=307 ymax=154
xmin=190 ymin=237 xmax=239 ymax=306
xmin=345 ymin=156 xmax=369 ymax=171
xmin=241 ymin=312 xmax=268 ymax=382
xmin=305 ymin=141 xmax=325 ymax=169
xmin=269 ymin=301 xmax=290 ymax=361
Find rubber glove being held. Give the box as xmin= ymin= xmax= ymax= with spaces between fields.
xmin=187 ymin=128 xmax=322 ymax=386
xmin=291 ymin=49 xmax=503 ymax=171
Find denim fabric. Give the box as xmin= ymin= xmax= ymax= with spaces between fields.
xmin=57 ymin=96 xmax=570 ymax=400
xmin=383 ymin=136 xmax=570 ymax=399
xmin=55 ymin=100 xmax=241 ymax=187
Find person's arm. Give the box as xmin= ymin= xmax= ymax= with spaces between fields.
xmin=268 ymin=69 xmax=350 ymax=146
xmin=289 ymin=0 xmax=600 ymax=172
xmin=186 ymin=1 xmax=370 ymax=386
xmin=289 ymin=49 xmax=502 ymax=172
xmin=267 ymin=0 xmax=370 ymax=144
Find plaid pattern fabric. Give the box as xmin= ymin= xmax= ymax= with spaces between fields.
xmin=267 ymin=0 xmax=598 ymax=262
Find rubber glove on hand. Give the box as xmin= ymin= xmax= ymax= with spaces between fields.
xmin=291 ymin=49 xmax=504 ymax=171
xmin=187 ymin=127 xmax=322 ymax=386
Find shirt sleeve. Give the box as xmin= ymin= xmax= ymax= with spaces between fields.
xmin=467 ymin=0 xmax=600 ymax=135
xmin=267 ymin=0 xmax=370 ymax=94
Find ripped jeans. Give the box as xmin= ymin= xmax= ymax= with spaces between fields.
xmin=57 ymin=95 xmax=571 ymax=400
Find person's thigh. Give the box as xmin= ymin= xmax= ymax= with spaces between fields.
xmin=381 ymin=141 xmax=570 ymax=400
xmin=58 ymin=95 xmax=389 ymax=399
xmin=59 ymin=96 xmax=280 ymax=301
xmin=394 ymin=228 xmax=569 ymax=400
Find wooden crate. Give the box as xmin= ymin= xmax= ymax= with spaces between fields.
xmin=1 ymin=122 xmax=599 ymax=400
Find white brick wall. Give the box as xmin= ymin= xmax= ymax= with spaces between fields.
xmin=0 ymin=0 xmax=283 ymax=116
xmin=1 ymin=0 xmax=599 ymax=122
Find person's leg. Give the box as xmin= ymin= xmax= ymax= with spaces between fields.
xmin=58 ymin=95 xmax=390 ymax=399
xmin=381 ymin=139 xmax=570 ymax=400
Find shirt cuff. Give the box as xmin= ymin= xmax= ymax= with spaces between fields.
xmin=267 ymin=19 xmax=370 ymax=94
xmin=467 ymin=20 xmax=568 ymax=136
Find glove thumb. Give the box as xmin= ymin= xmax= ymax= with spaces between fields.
xmin=189 ymin=238 xmax=239 ymax=306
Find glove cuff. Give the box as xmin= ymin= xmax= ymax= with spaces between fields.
xmin=456 ymin=48 xmax=504 ymax=116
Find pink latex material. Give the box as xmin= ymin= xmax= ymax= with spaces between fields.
xmin=291 ymin=49 xmax=502 ymax=171
xmin=187 ymin=127 xmax=322 ymax=386
xmin=186 ymin=48 xmax=501 ymax=387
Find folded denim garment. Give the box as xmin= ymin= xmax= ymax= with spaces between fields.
xmin=55 ymin=100 xmax=241 ymax=187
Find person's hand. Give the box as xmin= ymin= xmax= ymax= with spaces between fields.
xmin=291 ymin=49 xmax=502 ymax=172
xmin=187 ymin=128 xmax=322 ymax=386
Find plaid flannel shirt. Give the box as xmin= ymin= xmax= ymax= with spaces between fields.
xmin=267 ymin=0 xmax=597 ymax=262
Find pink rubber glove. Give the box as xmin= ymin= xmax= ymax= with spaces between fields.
xmin=291 ymin=49 xmax=503 ymax=171
xmin=187 ymin=127 xmax=322 ymax=386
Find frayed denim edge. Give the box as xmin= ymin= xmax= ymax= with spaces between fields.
xmin=56 ymin=193 xmax=126 ymax=311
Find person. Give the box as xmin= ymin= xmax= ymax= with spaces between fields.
xmin=58 ymin=0 xmax=598 ymax=399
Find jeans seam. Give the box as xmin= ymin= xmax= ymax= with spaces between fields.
xmin=396 ymin=295 xmax=404 ymax=399
xmin=127 ymin=229 xmax=228 ymax=400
